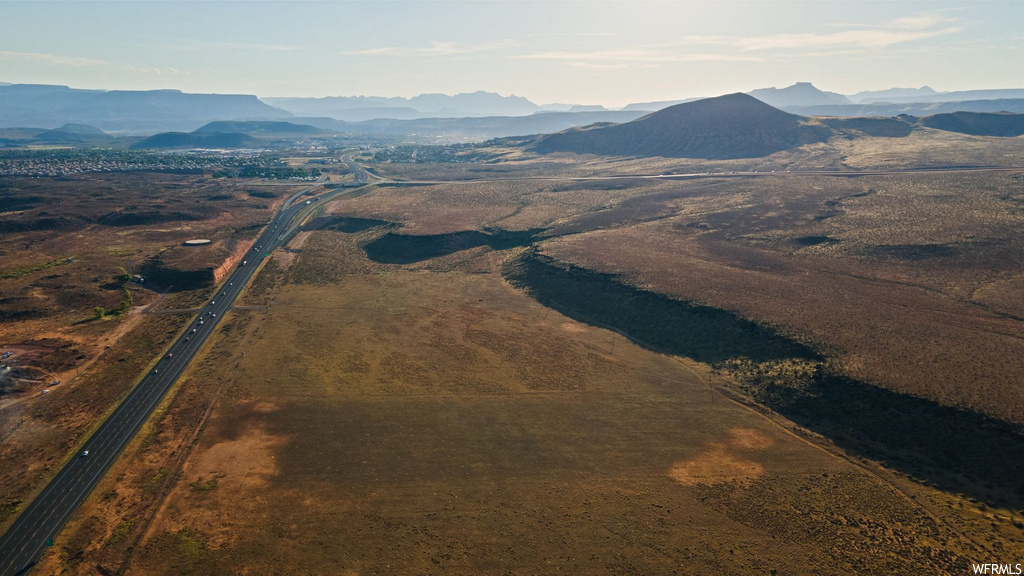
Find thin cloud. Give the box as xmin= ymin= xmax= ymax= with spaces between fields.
xmin=341 ymin=40 xmax=516 ymax=57
xmin=516 ymin=48 xmax=764 ymax=64
xmin=0 ymin=51 xmax=178 ymax=76
xmin=566 ymin=62 xmax=660 ymax=70
xmin=734 ymin=13 xmax=961 ymax=51
xmin=342 ymin=47 xmax=399 ymax=56
xmin=735 ymin=27 xmax=960 ymax=52
xmin=172 ymin=39 xmax=303 ymax=53
xmin=0 ymin=51 xmax=110 ymax=67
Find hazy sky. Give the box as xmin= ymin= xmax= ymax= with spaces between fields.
xmin=0 ymin=1 xmax=1021 ymax=106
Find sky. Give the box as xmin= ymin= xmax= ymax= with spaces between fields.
xmin=0 ymin=1 xmax=1021 ymax=107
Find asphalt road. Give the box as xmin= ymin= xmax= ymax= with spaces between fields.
xmin=1 ymin=156 xmax=1010 ymax=574
xmin=0 ymin=163 xmax=372 ymax=576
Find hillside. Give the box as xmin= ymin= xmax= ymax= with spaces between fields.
xmin=532 ymin=93 xmax=830 ymax=159
xmin=295 ymin=110 xmax=648 ymax=141
xmin=35 ymin=123 xmax=111 ymax=142
xmin=131 ymin=132 xmax=258 ymax=149
xmin=193 ymin=120 xmax=327 ymax=135
xmin=785 ymin=99 xmax=1024 ymax=117
xmin=918 ymin=111 xmax=1024 ymax=137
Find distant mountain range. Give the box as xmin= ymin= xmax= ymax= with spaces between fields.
xmin=621 ymin=83 xmax=1024 ymax=116
xmin=782 ymin=99 xmax=1024 ymax=117
xmin=4 ymin=99 xmax=1022 ymax=153
xmin=0 ymin=84 xmax=291 ymax=133
xmin=848 ymin=86 xmax=940 ymax=103
xmin=292 ymin=110 xmax=647 ymax=141
xmin=263 ymin=91 xmax=540 ymax=120
xmin=2 ymin=81 xmax=1024 ymax=142
xmin=531 ymin=95 xmax=1024 ymax=159
xmin=747 ymin=82 xmax=853 ymax=108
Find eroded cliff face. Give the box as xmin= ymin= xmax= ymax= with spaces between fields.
xmin=140 ymin=239 xmax=254 ymax=292
xmin=213 ymin=240 xmax=251 ymax=285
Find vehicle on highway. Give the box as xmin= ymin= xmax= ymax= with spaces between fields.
xmin=167 ymin=353 xmax=173 ymax=358
xmin=211 ymin=301 xmax=215 ymax=305
xmin=41 ymin=389 xmax=49 ymax=395
xmin=152 ymin=369 xmax=158 ymax=374
xmin=80 ymin=450 xmax=88 ymax=457
xmin=192 ymin=328 xmax=197 ymax=333
xmin=242 ymin=260 xmax=247 ymax=266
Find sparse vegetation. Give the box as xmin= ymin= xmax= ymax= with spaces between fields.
xmin=0 ymin=256 xmax=72 ymax=279
xmin=10 ymin=138 xmax=1024 ymax=574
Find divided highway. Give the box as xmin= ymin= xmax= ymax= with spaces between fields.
xmin=0 ymin=161 xmax=372 ymax=576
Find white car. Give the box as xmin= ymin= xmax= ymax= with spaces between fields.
xmin=81 ymin=450 xmax=89 ymax=457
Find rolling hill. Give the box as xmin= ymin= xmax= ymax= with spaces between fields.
xmin=35 ymin=123 xmax=111 ymax=142
xmin=193 ymin=120 xmax=328 ymax=136
xmin=918 ymin=111 xmax=1024 ymax=137
xmin=131 ymin=132 xmax=258 ymax=150
xmin=293 ymin=110 xmax=648 ymax=141
xmin=532 ymin=93 xmax=831 ymax=159
xmin=132 ymin=120 xmax=329 ymax=149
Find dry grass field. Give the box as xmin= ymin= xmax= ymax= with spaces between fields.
xmin=46 ymin=228 xmax=1022 ymax=575
xmin=327 ymin=148 xmax=1024 ymax=511
xmin=365 ymin=129 xmax=1024 ymax=181
xmin=330 ymin=169 xmax=1024 ymax=418
xmin=10 ymin=132 xmax=1024 ymax=574
xmin=536 ymin=172 xmax=1024 ymax=423
xmin=0 ymin=172 xmax=306 ymax=533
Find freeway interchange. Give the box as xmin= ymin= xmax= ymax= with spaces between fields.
xmin=0 ymin=161 xmax=373 ymax=576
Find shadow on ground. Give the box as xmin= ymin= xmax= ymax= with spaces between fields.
xmin=364 ymin=228 xmax=543 ymax=265
xmin=504 ymin=249 xmax=1024 ymax=511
